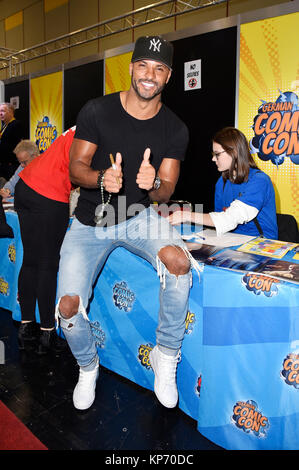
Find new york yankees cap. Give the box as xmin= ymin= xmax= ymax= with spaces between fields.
xmin=131 ymin=36 xmax=173 ymax=70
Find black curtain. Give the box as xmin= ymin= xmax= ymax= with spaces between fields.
xmin=64 ymin=60 xmax=103 ymax=130
xmin=162 ymin=26 xmax=237 ymax=212
xmin=5 ymin=79 xmax=29 ymax=139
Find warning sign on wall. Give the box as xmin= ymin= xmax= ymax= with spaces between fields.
xmin=184 ymin=59 xmax=201 ymax=91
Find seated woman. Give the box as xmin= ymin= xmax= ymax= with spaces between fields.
xmin=168 ymin=127 xmax=278 ymax=239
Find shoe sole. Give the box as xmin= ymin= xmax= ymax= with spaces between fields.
xmin=149 ymin=350 xmax=178 ymax=409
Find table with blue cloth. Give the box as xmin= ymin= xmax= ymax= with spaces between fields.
xmin=0 ymin=211 xmax=298 ymax=450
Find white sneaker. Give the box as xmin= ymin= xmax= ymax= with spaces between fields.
xmin=149 ymin=345 xmax=181 ymax=408
xmin=73 ymin=361 xmax=99 ymax=410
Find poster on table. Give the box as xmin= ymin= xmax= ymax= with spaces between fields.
xmin=30 ymin=71 xmax=63 ymax=153
xmin=238 ymin=12 xmax=299 ymax=224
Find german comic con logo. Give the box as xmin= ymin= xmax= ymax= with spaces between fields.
xmin=281 ymin=353 xmax=299 ymax=389
xmin=250 ymin=91 xmax=299 ymax=167
xmin=0 ymin=277 xmax=9 ymax=296
xmin=90 ymin=321 xmax=105 ymax=349
xmin=138 ymin=343 xmax=153 ymax=370
xmin=185 ymin=310 xmax=195 ymax=335
xmin=113 ymin=281 xmax=135 ymax=312
xmin=242 ymin=273 xmax=279 ymax=296
xmin=35 ymin=116 xmax=57 ymax=153
xmin=232 ymin=400 xmax=269 ymax=437
xmin=8 ymin=243 xmax=16 ymax=263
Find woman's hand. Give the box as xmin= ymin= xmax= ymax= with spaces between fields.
xmin=0 ymin=188 xmax=11 ymax=199
xmin=167 ymin=210 xmax=192 ymax=225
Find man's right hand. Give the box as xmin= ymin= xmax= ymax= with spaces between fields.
xmin=103 ymin=152 xmax=123 ymax=193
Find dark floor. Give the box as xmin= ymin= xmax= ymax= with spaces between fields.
xmin=0 ymin=307 xmax=223 ymax=453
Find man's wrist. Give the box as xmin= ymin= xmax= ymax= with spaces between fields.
xmin=152 ymin=175 xmax=161 ymax=191
xmin=96 ymin=170 xmax=106 ymax=189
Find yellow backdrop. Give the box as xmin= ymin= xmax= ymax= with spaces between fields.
xmin=105 ymin=52 xmax=132 ymax=96
xmin=238 ymin=12 xmax=299 ymax=224
xmin=30 ymin=71 xmax=63 ymax=153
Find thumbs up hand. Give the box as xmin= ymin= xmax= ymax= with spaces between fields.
xmin=136 ymin=148 xmax=156 ymax=190
xmin=103 ymin=152 xmax=123 ymax=193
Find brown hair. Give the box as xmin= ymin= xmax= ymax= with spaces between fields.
xmin=213 ymin=127 xmax=258 ymax=184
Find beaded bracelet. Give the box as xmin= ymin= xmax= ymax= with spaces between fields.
xmin=96 ymin=169 xmax=106 ymax=189
xmin=94 ymin=170 xmax=112 ymax=224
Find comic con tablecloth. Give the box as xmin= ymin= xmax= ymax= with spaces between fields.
xmin=1 ymin=211 xmax=298 ymax=450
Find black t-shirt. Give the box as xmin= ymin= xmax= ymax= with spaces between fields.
xmin=0 ymin=119 xmax=23 ymax=179
xmin=74 ymin=92 xmax=189 ymax=226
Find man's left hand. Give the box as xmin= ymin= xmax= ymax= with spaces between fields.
xmin=136 ymin=148 xmax=156 ymax=190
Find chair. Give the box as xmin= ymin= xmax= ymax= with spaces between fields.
xmin=276 ymin=213 xmax=299 ymax=243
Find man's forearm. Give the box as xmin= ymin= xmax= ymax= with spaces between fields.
xmin=148 ymin=179 xmax=175 ymax=203
xmin=70 ymin=161 xmax=99 ymax=188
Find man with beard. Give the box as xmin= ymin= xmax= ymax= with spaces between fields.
xmin=56 ymin=36 xmax=193 ymax=411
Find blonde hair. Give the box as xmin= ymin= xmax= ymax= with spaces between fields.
xmin=14 ymin=140 xmax=39 ymax=158
xmin=0 ymin=102 xmax=15 ymax=114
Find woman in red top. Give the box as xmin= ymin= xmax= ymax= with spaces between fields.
xmin=14 ymin=127 xmax=75 ymax=354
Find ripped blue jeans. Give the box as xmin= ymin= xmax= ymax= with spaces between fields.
xmin=56 ymin=206 xmax=195 ymax=368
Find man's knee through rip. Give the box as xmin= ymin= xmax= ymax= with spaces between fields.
xmin=59 ymin=295 xmax=80 ymax=319
xmin=158 ymin=245 xmax=190 ymax=275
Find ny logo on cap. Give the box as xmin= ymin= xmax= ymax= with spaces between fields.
xmin=149 ymin=38 xmax=162 ymax=52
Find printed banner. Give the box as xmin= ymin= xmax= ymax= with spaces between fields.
xmin=105 ymin=52 xmax=132 ymax=95
xmin=30 ymin=71 xmax=63 ymax=152
xmin=238 ymin=12 xmax=299 ymax=224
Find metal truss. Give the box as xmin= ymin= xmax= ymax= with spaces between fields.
xmin=0 ymin=0 xmax=227 ymax=77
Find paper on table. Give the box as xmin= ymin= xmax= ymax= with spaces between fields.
xmin=182 ymin=228 xmax=256 ymax=247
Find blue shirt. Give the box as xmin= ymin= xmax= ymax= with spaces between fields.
xmin=214 ymin=168 xmax=278 ymax=239
xmin=3 ymin=165 xmax=22 ymax=195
